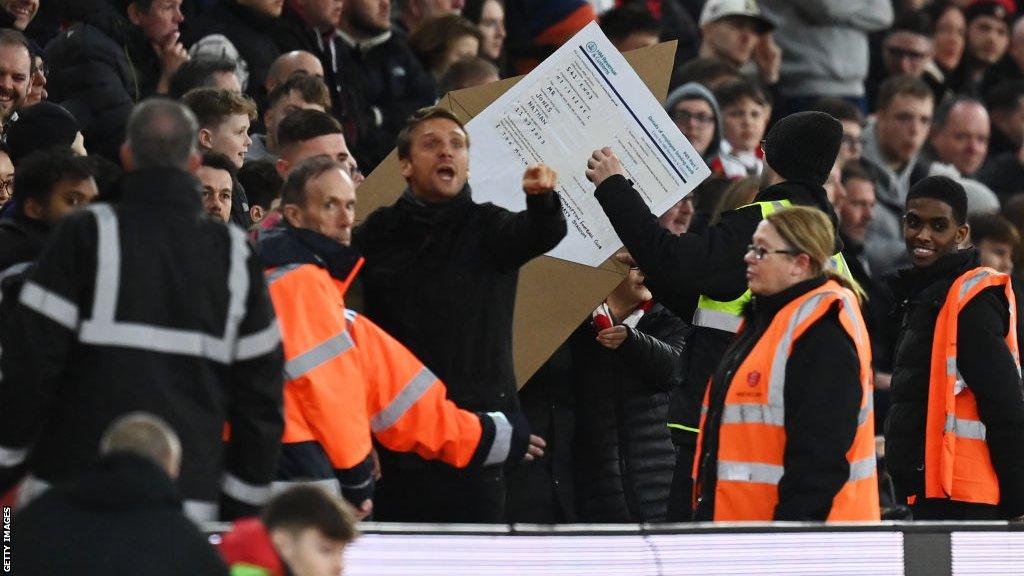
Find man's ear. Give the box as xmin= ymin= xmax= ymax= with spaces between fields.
xmin=126 ymin=2 xmax=143 ymax=27
xmin=186 ymin=152 xmax=201 ymax=174
xmin=249 ymin=205 xmax=265 ymax=223
xmin=281 ymin=203 xmax=302 ymax=228
xmin=398 ymin=157 xmax=413 ymax=179
xmin=276 ymin=157 xmax=290 ymax=180
xmin=22 ymin=197 xmax=44 ymax=221
xmin=269 ymin=530 xmax=297 ymax=566
xmin=197 ymin=128 xmax=214 ymax=151
xmin=957 ymin=223 xmax=971 ymax=247
xmin=119 ymin=143 xmax=135 ymax=171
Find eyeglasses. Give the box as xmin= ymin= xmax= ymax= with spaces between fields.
xmin=747 ymin=244 xmax=798 ymax=260
xmin=672 ymin=110 xmax=715 ymax=126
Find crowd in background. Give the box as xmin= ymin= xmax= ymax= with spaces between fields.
xmin=0 ymin=0 xmax=1022 ymax=574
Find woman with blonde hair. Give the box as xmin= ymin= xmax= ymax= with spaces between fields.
xmin=693 ymin=206 xmax=880 ymax=521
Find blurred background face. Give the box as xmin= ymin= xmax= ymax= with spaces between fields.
xmin=236 ymin=0 xmax=285 ymax=18
xmin=702 ymin=17 xmax=760 ymax=67
xmin=658 ymin=196 xmax=694 ymax=234
xmin=38 ymin=177 xmax=98 ymax=224
xmin=130 ymin=0 xmax=185 ymax=46
xmin=966 ymin=14 xmax=1009 ymax=64
xmin=439 ymin=34 xmax=479 ymax=77
xmin=300 ymin=0 xmax=344 ymax=30
xmin=273 ymin=528 xmax=346 ymax=576
xmin=933 ymin=7 xmax=966 ymax=71
xmin=343 ymin=0 xmax=392 ymax=34
xmin=929 ymin=102 xmax=989 ymax=176
xmin=672 ymin=98 xmax=715 ymax=156
xmin=477 ymin=0 xmax=505 ymax=60
xmin=876 ymin=94 xmax=933 ymax=166
xmin=4 ymin=0 xmax=38 ymax=30
xmin=197 ymin=166 xmax=233 ymax=222
xmin=977 ymin=238 xmax=1014 ymax=273
xmin=884 ymin=31 xmax=933 ymax=76
xmin=838 ymin=177 xmax=876 ymax=244
xmin=839 ymin=120 xmax=863 ymax=164
xmin=722 ymin=97 xmax=768 ymax=153
xmin=0 ymin=150 xmax=11 ymax=205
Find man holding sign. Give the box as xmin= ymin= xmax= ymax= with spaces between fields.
xmin=354 ymin=106 xmax=567 ymax=522
xmin=587 ymin=111 xmax=848 ymax=520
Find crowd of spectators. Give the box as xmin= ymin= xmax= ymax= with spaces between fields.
xmin=0 ymin=0 xmax=1023 ymax=573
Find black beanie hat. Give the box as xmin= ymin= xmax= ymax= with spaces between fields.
xmin=906 ymin=175 xmax=968 ymax=225
xmin=3 ymin=102 xmax=81 ymax=165
xmin=764 ymin=111 xmax=843 ymax=186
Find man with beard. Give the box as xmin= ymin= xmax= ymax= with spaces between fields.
xmin=0 ymin=29 xmax=33 ymax=128
xmin=337 ymin=0 xmax=436 ymax=170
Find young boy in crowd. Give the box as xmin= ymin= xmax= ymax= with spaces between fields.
xmin=219 ymin=486 xmax=358 ymax=576
xmin=712 ymin=78 xmax=772 ymax=179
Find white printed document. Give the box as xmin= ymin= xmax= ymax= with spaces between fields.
xmin=467 ymin=22 xmax=711 ymax=267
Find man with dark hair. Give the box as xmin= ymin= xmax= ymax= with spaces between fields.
xmin=275 ymin=108 xmax=361 ymax=184
xmin=354 ymin=105 xmax=566 ymax=522
xmin=0 ymin=149 xmax=96 ymax=274
xmin=15 ymin=413 xmax=229 ymax=575
xmin=713 ymin=78 xmax=772 ymax=178
xmin=586 ymin=111 xmax=848 ymax=520
xmin=0 ymin=98 xmax=285 ymax=523
xmin=953 ymin=0 xmax=1014 ymax=95
xmin=183 ymin=0 xmax=283 ymax=100
xmin=984 ymin=80 xmax=1024 ymax=158
xmin=865 ymin=11 xmax=941 ymax=108
xmin=0 ymin=28 xmax=33 ymax=126
xmin=338 ymin=0 xmax=437 ymax=170
xmin=598 ymin=4 xmax=662 ymax=53
xmin=886 ymin=175 xmax=1024 ymax=520
xmin=45 ymin=0 xmax=189 ymax=161
xmin=220 ymin=486 xmax=355 ymax=576
xmin=670 ymin=56 xmax=739 ymax=91
xmin=238 ymin=159 xmax=282 ymax=223
xmin=168 ymin=55 xmax=242 ymax=99
xmin=198 ymin=151 xmax=236 ymax=223
xmin=862 ymin=75 xmax=937 ymax=277
xmin=247 ymin=74 xmax=332 ymax=164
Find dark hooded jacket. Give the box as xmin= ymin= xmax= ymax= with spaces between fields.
xmin=885 ymin=248 xmax=1024 ymax=519
xmin=14 ymin=453 xmax=228 ymax=576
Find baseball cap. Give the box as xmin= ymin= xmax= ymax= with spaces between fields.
xmin=699 ymin=0 xmax=774 ymax=33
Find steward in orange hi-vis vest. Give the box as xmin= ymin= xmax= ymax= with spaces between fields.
xmin=693 ymin=279 xmax=880 ymax=521
xmin=255 ymin=225 xmax=533 ymax=510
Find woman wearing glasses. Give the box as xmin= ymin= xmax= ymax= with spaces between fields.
xmin=692 ymin=206 xmax=880 ymax=521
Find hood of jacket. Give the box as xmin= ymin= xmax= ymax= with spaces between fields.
xmin=664 ymin=81 xmax=723 ymax=162
xmin=254 ymin=223 xmax=363 ymax=294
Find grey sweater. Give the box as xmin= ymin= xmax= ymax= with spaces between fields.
xmin=761 ymin=0 xmax=893 ymax=98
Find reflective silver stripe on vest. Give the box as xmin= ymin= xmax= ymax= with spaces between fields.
xmin=284 ymin=331 xmax=354 ymax=380
xmin=77 ymin=205 xmax=250 ymax=364
xmin=692 ymin=307 xmax=743 ymax=333
xmin=945 ymin=413 xmax=987 ymax=440
xmin=717 ymin=460 xmax=785 ymax=485
xmin=19 ymin=280 xmax=79 ymax=329
xmin=766 ymin=292 xmax=835 ymax=412
xmin=959 ymin=268 xmax=997 ymax=299
xmin=484 ymin=411 xmax=512 ymax=466
xmin=15 ymin=474 xmax=51 ymax=508
xmin=222 ymin=473 xmax=272 ymax=506
xmin=720 ymin=403 xmax=785 ymax=426
xmin=265 ymin=263 xmax=303 ymax=285
xmin=271 ymin=478 xmax=341 ymax=496
xmin=235 ymin=320 xmax=282 ymax=361
xmin=0 ymin=444 xmax=28 ymax=467
xmin=849 ymin=456 xmax=877 ymax=482
xmin=370 ymin=366 xmax=437 ymax=433
xmin=183 ymin=500 xmax=219 ymax=524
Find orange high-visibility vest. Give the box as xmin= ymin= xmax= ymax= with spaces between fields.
xmin=266 ymin=262 xmax=485 ymax=472
xmin=923 ymin=267 xmax=1020 ymax=505
xmin=694 ymin=280 xmax=880 ymax=521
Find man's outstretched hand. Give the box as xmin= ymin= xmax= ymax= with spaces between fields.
xmin=522 ymin=163 xmax=558 ymax=195
xmin=585 ymin=147 xmax=625 ymax=187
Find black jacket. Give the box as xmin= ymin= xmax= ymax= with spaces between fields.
xmin=337 ymin=29 xmax=436 ymax=171
xmin=272 ymin=5 xmax=368 ymax=151
xmin=13 ymin=453 xmax=228 ymax=576
xmin=0 ymin=168 xmax=284 ymax=519
xmin=595 ymin=174 xmax=843 ymax=447
xmin=183 ymin=0 xmax=282 ymax=101
xmin=354 ymin=186 xmax=566 ymax=418
xmin=0 ymin=214 xmax=48 ymax=273
xmin=572 ymin=304 xmax=688 ymax=523
xmin=885 ymin=249 xmax=1024 ymax=518
xmin=45 ymin=14 xmax=162 ymax=162
xmin=694 ymin=277 xmax=863 ymax=521
xmin=977 ymin=151 xmax=1024 ymax=204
